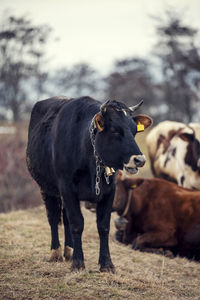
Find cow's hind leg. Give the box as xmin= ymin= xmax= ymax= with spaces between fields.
xmin=61 ymin=185 xmax=85 ymax=271
xmin=41 ymin=191 xmax=63 ymax=262
xmin=67 ymin=202 xmax=85 ymax=271
xmin=63 ymin=208 xmax=73 ymax=261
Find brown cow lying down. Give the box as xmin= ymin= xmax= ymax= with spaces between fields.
xmin=113 ymin=172 xmax=200 ymax=260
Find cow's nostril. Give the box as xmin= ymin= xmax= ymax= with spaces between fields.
xmin=134 ymin=157 xmax=140 ymax=164
xmin=134 ymin=155 xmax=146 ymax=167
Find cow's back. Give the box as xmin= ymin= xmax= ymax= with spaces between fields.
xmin=28 ymin=97 xmax=69 ymax=134
xmin=27 ymin=96 xmax=100 ymax=196
xmin=27 ymin=97 xmax=70 ymax=195
xmin=146 ymin=121 xmax=185 ymax=161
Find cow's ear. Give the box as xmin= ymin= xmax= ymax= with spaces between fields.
xmin=179 ymin=132 xmax=194 ymax=142
xmin=118 ymin=170 xmax=132 ymax=181
xmin=133 ymin=114 xmax=153 ymax=133
xmin=94 ymin=113 xmax=104 ymax=132
xmin=117 ymin=170 xmax=122 ymax=181
xmin=117 ymin=170 xmax=126 ymax=181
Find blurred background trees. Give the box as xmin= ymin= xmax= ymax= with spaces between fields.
xmin=154 ymin=11 xmax=200 ymax=122
xmin=0 ymin=14 xmax=51 ymax=121
xmin=0 ymin=10 xmax=199 ymax=123
xmin=0 ymin=9 xmax=200 ymax=212
xmin=50 ymin=63 xmax=103 ymax=99
xmin=104 ymin=58 xmax=155 ymax=112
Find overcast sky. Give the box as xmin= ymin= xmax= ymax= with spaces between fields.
xmin=1 ymin=0 xmax=200 ymax=74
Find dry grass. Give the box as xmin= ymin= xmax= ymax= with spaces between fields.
xmin=1 ymin=206 xmax=200 ymax=300
xmin=0 ymin=126 xmax=199 ymax=299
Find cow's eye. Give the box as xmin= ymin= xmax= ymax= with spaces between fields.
xmin=113 ymin=132 xmax=121 ymax=137
xmin=110 ymin=127 xmax=122 ymax=137
xmin=112 ymin=131 xmax=120 ymax=137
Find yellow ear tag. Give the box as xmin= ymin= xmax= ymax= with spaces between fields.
xmin=137 ymin=122 xmax=144 ymax=132
xmin=130 ymin=184 xmax=137 ymax=189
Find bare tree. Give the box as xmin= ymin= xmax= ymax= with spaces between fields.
xmin=51 ymin=63 xmax=101 ymax=99
xmin=0 ymin=14 xmax=51 ymax=121
xmin=105 ymin=58 xmax=156 ymax=112
xmin=154 ymin=10 xmax=200 ymax=122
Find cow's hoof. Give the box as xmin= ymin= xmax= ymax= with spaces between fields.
xmin=49 ymin=247 xmax=63 ymax=262
xmin=164 ymin=250 xmax=174 ymax=258
xmin=64 ymin=246 xmax=72 ymax=261
xmin=71 ymin=260 xmax=85 ymax=272
xmin=100 ymin=260 xmax=115 ymax=273
xmin=100 ymin=265 xmax=116 ymax=273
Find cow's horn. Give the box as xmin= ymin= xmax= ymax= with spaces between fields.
xmin=100 ymin=100 xmax=110 ymax=114
xmin=129 ymin=100 xmax=143 ymax=112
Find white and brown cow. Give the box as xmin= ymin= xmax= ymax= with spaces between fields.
xmin=146 ymin=121 xmax=200 ymax=189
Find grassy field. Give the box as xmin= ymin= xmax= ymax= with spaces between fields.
xmin=0 ymin=127 xmax=199 ymax=299
xmin=1 ymin=205 xmax=200 ymax=300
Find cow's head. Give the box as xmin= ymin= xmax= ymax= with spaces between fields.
xmin=178 ymin=127 xmax=200 ymax=171
xmin=93 ymin=100 xmax=152 ymax=174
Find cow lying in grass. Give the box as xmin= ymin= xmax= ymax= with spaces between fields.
xmin=146 ymin=121 xmax=200 ymax=189
xmin=113 ymin=172 xmax=200 ymax=260
xmin=26 ymin=96 xmax=152 ymax=272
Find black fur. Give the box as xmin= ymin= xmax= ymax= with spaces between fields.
xmin=26 ymin=96 xmax=144 ymax=271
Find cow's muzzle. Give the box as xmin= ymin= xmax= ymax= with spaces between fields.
xmin=123 ymin=155 xmax=146 ymax=175
xmin=114 ymin=217 xmax=128 ymax=231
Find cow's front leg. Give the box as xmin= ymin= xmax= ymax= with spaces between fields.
xmin=61 ymin=188 xmax=85 ymax=271
xmin=96 ymin=192 xmax=115 ymax=273
xmin=132 ymin=231 xmax=177 ymax=251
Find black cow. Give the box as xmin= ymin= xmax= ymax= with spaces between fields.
xmin=26 ymin=96 xmax=152 ymax=272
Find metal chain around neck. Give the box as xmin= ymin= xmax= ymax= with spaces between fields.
xmin=89 ymin=117 xmax=110 ymax=196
